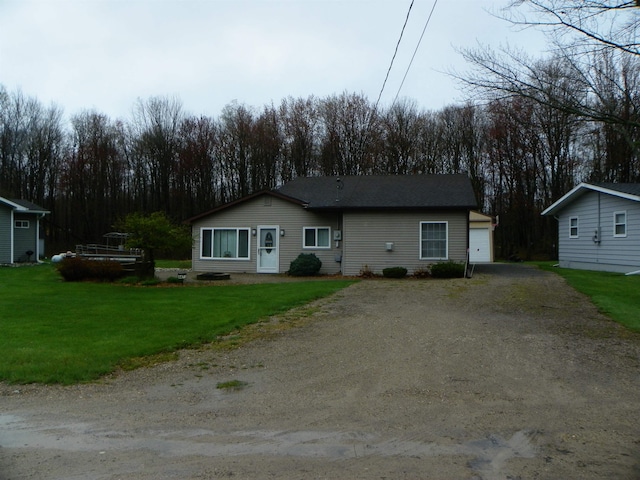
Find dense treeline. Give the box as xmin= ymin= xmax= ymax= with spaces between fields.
xmin=1 ymin=52 xmax=639 ymax=260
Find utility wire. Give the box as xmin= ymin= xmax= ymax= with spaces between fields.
xmin=392 ymin=0 xmax=439 ymax=107
xmin=374 ymin=0 xmax=415 ymax=110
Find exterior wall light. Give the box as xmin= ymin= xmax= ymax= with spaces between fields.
xmin=252 ymin=229 xmax=257 ymax=236
xmin=280 ymin=229 xmax=285 ymax=237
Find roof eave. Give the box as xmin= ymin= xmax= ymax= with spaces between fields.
xmin=542 ymin=183 xmax=640 ymax=216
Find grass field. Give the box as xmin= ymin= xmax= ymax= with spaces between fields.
xmin=0 ymin=265 xmax=354 ymax=385
xmin=534 ymin=262 xmax=640 ymax=332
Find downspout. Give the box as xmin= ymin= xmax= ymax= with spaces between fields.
xmin=10 ymin=210 xmax=14 ymax=263
xmin=593 ymin=193 xmax=602 ymax=265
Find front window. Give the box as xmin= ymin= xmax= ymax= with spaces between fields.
xmin=614 ymin=211 xmax=627 ymax=237
xmin=201 ymin=228 xmax=250 ymax=259
xmin=569 ymin=217 xmax=578 ymax=238
xmin=420 ymin=222 xmax=448 ymax=259
xmin=303 ymin=227 xmax=331 ymax=249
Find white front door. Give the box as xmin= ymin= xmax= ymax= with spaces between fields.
xmin=257 ymin=226 xmax=279 ymax=273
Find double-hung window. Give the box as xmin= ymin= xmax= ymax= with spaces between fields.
xmin=201 ymin=228 xmax=250 ymax=259
xmin=420 ymin=221 xmax=448 ymax=259
xmin=569 ymin=217 xmax=579 ymax=238
xmin=614 ymin=211 xmax=627 ymax=237
xmin=303 ymin=227 xmax=331 ymax=249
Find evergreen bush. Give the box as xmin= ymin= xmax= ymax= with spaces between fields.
xmin=289 ymin=253 xmax=322 ymax=276
xmin=382 ymin=266 xmax=408 ymax=278
xmin=430 ymin=261 xmax=465 ymax=278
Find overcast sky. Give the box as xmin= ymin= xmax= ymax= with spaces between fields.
xmin=0 ymin=0 xmax=549 ymax=121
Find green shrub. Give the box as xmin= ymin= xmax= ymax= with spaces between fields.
xmin=289 ymin=253 xmax=322 ymax=276
xmin=382 ymin=266 xmax=407 ymax=278
xmin=56 ymin=257 xmax=124 ymax=282
xmin=430 ymin=261 xmax=465 ymax=278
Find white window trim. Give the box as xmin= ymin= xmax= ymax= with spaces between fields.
xmin=200 ymin=227 xmax=251 ymax=260
xmin=303 ymin=226 xmax=332 ymax=249
xmin=569 ymin=216 xmax=579 ymax=238
xmin=614 ymin=211 xmax=627 ymax=238
xmin=419 ymin=221 xmax=448 ymax=260
xmin=15 ymin=220 xmax=30 ymax=229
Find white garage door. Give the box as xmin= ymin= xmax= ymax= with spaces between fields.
xmin=469 ymin=228 xmax=491 ymax=263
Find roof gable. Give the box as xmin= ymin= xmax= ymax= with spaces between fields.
xmin=185 ymin=190 xmax=305 ymax=223
xmin=275 ymin=174 xmax=477 ymax=210
xmin=0 ymin=196 xmax=49 ymax=213
xmin=542 ymin=183 xmax=640 ymax=216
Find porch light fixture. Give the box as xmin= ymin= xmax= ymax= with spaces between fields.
xmin=280 ymin=229 xmax=285 ymax=237
xmin=252 ymin=229 xmax=257 ymax=236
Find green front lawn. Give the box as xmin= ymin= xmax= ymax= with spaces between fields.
xmin=0 ymin=265 xmax=354 ymax=385
xmin=534 ymin=262 xmax=640 ymax=332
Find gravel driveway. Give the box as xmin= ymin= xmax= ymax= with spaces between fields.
xmin=1 ymin=264 xmax=639 ymax=479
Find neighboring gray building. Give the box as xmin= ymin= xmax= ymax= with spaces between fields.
xmin=542 ymin=183 xmax=640 ymax=274
xmin=187 ymin=174 xmax=478 ymax=276
xmin=0 ymin=197 xmax=49 ymax=264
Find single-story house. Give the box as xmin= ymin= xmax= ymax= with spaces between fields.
xmin=187 ymin=174 xmax=480 ymax=276
xmin=541 ymin=182 xmax=640 ymax=274
xmin=0 ymin=197 xmax=49 ymax=264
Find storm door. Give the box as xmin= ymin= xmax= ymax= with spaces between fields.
xmin=257 ymin=226 xmax=279 ymax=273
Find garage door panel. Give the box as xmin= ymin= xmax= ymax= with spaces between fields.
xmin=469 ymin=229 xmax=491 ymax=263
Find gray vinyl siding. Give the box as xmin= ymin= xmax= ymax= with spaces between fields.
xmin=558 ymin=190 xmax=640 ymax=273
xmin=191 ymin=195 xmax=343 ymax=274
xmin=12 ymin=213 xmax=37 ymax=262
xmin=0 ymin=204 xmax=11 ymax=263
xmin=341 ymin=210 xmax=468 ymax=276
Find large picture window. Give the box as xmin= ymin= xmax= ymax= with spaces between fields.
xmin=201 ymin=228 xmax=250 ymax=259
xmin=303 ymin=227 xmax=331 ymax=249
xmin=420 ymin=221 xmax=448 ymax=259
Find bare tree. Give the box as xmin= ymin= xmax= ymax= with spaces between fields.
xmin=279 ymin=96 xmax=320 ymax=181
xmin=318 ymin=92 xmax=378 ymax=176
xmin=130 ymin=96 xmax=184 ymax=216
xmin=504 ymin=1 xmax=640 ymax=57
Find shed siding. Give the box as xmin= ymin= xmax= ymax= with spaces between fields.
xmin=341 ymin=210 xmax=468 ymax=276
xmin=558 ymin=190 xmax=640 ymax=273
xmin=191 ymin=195 xmax=342 ymax=274
xmin=0 ymin=204 xmax=11 ymax=263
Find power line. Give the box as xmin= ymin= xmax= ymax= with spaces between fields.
xmin=374 ymin=0 xmax=415 ymax=110
xmin=392 ymin=0 xmax=439 ymax=107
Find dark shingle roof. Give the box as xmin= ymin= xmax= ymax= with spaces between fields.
xmin=9 ymin=199 xmax=48 ymax=212
xmin=275 ymin=174 xmax=477 ymax=210
xmin=0 ymin=197 xmax=49 ymax=213
xmin=595 ymin=183 xmax=640 ymax=197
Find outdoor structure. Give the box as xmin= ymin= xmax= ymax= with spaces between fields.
xmin=187 ymin=174 xmax=479 ymax=276
xmin=469 ymin=211 xmax=494 ymax=263
xmin=542 ymin=183 xmax=640 ymax=274
xmin=0 ymin=197 xmax=49 ymax=264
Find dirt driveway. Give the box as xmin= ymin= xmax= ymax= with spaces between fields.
xmin=1 ymin=264 xmax=640 ymax=479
